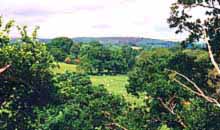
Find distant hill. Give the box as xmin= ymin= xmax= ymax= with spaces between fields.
xmin=13 ymin=37 xmax=178 ymax=48
xmin=72 ymin=37 xmax=177 ymax=48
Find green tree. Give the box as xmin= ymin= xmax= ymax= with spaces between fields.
xmin=121 ymin=45 xmax=139 ymax=69
xmin=0 ymin=19 xmax=56 ymax=129
xmin=79 ymin=43 xmax=138 ymax=74
xmin=70 ymin=42 xmax=81 ymax=58
xmin=47 ymin=37 xmax=73 ymax=61
xmin=108 ymin=48 xmax=127 ymax=74
xmin=49 ymin=47 xmax=66 ymax=61
xmin=127 ymin=48 xmax=220 ymax=129
xmin=79 ymin=42 xmax=111 ymax=74
xmin=168 ymin=0 xmax=220 ymax=107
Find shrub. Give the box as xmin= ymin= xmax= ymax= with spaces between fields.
xmin=0 ymin=42 xmax=56 ymax=129
xmin=34 ymin=72 xmax=127 ymax=130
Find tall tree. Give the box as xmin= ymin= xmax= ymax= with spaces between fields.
xmin=47 ymin=37 xmax=74 ymax=61
xmin=168 ymin=0 xmax=220 ymax=107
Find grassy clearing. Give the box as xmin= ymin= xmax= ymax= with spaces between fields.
xmin=90 ymin=75 xmax=144 ymax=105
xmin=52 ymin=62 xmax=144 ymax=105
xmin=52 ymin=62 xmax=78 ymax=74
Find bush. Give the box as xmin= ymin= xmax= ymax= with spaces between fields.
xmin=0 ymin=42 xmax=56 ymax=129
xmin=34 ymin=72 xmax=127 ymax=130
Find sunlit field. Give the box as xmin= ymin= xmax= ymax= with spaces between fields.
xmin=52 ymin=62 xmax=143 ymax=105
xmin=52 ymin=62 xmax=78 ymax=74
xmin=91 ymin=75 xmax=144 ymax=105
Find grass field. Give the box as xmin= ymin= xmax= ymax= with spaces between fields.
xmin=91 ymin=75 xmax=143 ymax=105
xmin=52 ymin=62 xmax=144 ymax=105
xmin=52 ymin=62 xmax=78 ymax=74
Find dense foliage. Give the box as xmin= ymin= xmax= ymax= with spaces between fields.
xmin=79 ymin=42 xmax=139 ymax=75
xmin=127 ymin=48 xmax=220 ymax=129
xmin=34 ymin=72 xmax=127 ymax=130
xmin=2 ymin=1 xmax=220 ymax=128
xmin=0 ymin=19 xmax=128 ymax=130
xmin=47 ymin=37 xmax=81 ymax=62
xmin=0 ymin=24 xmax=56 ymax=129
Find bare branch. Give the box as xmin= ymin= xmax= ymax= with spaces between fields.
xmin=0 ymin=65 xmax=10 ymax=74
xmin=157 ymin=96 xmax=187 ymax=128
xmin=173 ymin=78 xmax=201 ymax=96
xmin=168 ymin=69 xmax=204 ymax=95
xmin=204 ymin=36 xmax=220 ymax=75
xmin=158 ymin=97 xmax=176 ymax=115
xmin=189 ymin=3 xmax=220 ymax=10
xmin=167 ymin=69 xmax=220 ymax=107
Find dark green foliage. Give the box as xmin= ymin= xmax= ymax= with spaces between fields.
xmin=79 ymin=42 xmax=139 ymax=74
xmin=127 ymin=48 xmax=174 ymax=96
xmin=0 ymin=42 xmax=56 ymax=129
xmin=127 ymin=48 xmax=220 ymax=129
xmin=2 ymin=5 xmax=220 ymax=129
xmin=118 ymin=106 xmax=150 ymax=130
xmin=48 ymin=47 xmax=67 ymax=61
xmin=34 ymin=72 xmax=127 ymax=130
xmin=47 ymin=37 xmax=73 ymax=54
xmin=0 ymin=18 xmax=129 ymax=130
xmin=70 ymin=43 xmax=81 ymax=58
xmin=0 ymin=19 xmax=56 ymax=129
xmin=47 ymin=37 xmax=76 ymax=62
xmin=168 ymin=50 xmax=214 ymax=93
xmin=121 ymin=45 xmax=138 ymax=69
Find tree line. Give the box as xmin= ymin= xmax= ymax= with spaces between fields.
xmin=47 ymin=38 xmax=140 ymax=75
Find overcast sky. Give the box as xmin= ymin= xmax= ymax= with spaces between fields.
xmin=0 ymin=0 xmax=187 ymax=40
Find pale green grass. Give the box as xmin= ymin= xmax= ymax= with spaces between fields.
xmin=52 ymin=62 xmax=144 ymax=105
xmin=52 ymin=62 xmax=78 ymax=74
xmin=91 ymin=75 xmax=144 ymax=105
xmin=91 ymin=75 xmax=128 ymax=96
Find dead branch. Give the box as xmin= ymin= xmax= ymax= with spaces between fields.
xmin=167 ymin=69 xmax=220 ymax=108
xmin=204 ymin=36 xmax=220 ymax=75
xmin=157 ymin=96 xmax=176 ymax=115
xmin=164 ymin=28 xmax=220 ymax=108
xmin=157 ymin=96 xmax=187 ymax=128
xmin=188 ymin=3 xmax=220 ymax=10
xmin=0 ymin=65 xmax=10 ymax=74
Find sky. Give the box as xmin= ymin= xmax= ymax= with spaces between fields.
xmin=0 ymin=0 xmax=187 ymax=40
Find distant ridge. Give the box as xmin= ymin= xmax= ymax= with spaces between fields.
xmin=72 ymin=37 xmax=177 ymax=47
xmin=13 ymin=37 xmax=178 ymax=48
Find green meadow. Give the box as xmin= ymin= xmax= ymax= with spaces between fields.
xmin=53 ymin=62 xmax=143 ymax=105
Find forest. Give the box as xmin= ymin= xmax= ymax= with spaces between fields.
xmin=1 ymin=0 xmax=220 ymax=130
